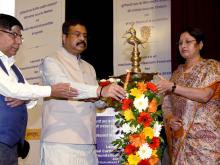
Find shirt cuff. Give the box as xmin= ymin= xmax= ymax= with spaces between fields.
xmin=44 ymin=86 xmax=52 ymax=97
xmin=76 ymin=85 xmax=98 ymax=99
xmin=26 ymin=100 xmax=37 ymax=109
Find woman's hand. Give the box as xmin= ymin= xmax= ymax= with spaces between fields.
xmin=169 ymin=117 xmax=183 ymax=131
xmin=156 ymin=75 xmax=174 ymax=94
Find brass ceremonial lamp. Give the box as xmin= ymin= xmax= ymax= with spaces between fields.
xmin=124 ymin=24 xmax=142 ymax=73
xmin=108 ymin=25 xmax=160 ymax=165
xmin=120 ymin=24 xmax=156 ymax=88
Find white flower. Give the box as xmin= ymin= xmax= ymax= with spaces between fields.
xmin=138 ymin=143 xmax=152 ymax=159
xmin=130 ymin=125 xmax=138 ymax=133
xmin=121 ymin=123 xmax=132 ymax=134
xmin=121 ymin=123 xmax=139 ymax=134
xmin=153 ymin=121 xmax=162 ymax=137
xmin=133 ymin=94 xmax=149 ymax=112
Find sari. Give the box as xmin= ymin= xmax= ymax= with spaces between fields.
xmin=162 ymin=59 xmax=220 ymax=165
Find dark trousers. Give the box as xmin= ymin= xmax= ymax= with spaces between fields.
xmin=0 ymin=143 xmax=18 ymax=165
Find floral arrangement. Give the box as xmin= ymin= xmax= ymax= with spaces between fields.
xmin=99 ymin=74 xmax=164 ymax=165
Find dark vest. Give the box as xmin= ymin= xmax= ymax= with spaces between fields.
xmin=0 ymin=59 xmax=27 ymax=147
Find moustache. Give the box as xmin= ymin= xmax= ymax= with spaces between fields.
xmin=76 ymin=41 xmax=87 ymax=47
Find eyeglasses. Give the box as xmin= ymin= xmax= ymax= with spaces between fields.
xmin=177 ymin=40 xmax=196 ymax=46
xmin=66 ymin=31 xmax=88 ymax=40
xmin=0 ymin=29 xmax=24 ymax=42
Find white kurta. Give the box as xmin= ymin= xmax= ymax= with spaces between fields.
xmin=40 ymin=47 xmax=99 ymax=144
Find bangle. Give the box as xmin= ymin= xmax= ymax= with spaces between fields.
xmin=99 ymin=86 xmax=105 ymax=98
xmin=171 ymin=82 xmax=176 ymax=93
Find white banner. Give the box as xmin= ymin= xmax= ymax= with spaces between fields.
xmin=113 ymin=0 xmax=171 ymax=78
xmin=15 ymin=0 xmax=65 ymax=164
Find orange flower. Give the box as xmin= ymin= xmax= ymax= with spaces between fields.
xmin=137 ymin=82 xmax=147 ymax=93
xmin=146 ymin=82 xmax=157 ymax=93
xmin=149 ymin=156 xmax=160 ymax=165
xmin=148 ymin=98 xmax=157 ymax=113
xmin=129 ymin=133 xmax=146 ymax=148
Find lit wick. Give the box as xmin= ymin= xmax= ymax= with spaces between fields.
xmin=124 ymin=70 xmax=131 ymax=89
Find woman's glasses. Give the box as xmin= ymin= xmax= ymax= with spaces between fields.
xmin=177 ymin=40 xmax=196 ymax=46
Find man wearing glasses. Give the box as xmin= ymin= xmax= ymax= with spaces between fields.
xmin=0 ymin=29 xmax=23 ymax=42
xmin=0 ymin=13 xmax=82 ymax=165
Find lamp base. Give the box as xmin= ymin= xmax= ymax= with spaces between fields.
xmin=114 ymin=72 xmax=158 ymax=83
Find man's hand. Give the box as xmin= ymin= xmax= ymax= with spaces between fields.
xmin=99 ymin=83 xmax=126 ymax=101
xmin=5 ymin=97 xmax=25 ymax=108
xmin=51 ymin=83 xmax=78 ymax=99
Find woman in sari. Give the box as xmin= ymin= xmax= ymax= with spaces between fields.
xmin=156 ymin=27 xmax=220 ymax=165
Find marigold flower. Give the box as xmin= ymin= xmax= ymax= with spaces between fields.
xmin=137 ymin=82 xmax=147 ymax=93
xmin=129 ymin=133 xmax=146 ymax=148
xmin=148 ymin=98 xmax=157 ymax=113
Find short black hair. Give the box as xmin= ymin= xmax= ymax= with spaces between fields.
xmin=62 ymin=19 xmax=86 ymax=34
xmin=0 ymin=13 xmax=23 ymax=30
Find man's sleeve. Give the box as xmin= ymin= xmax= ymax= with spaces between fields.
xmin=0 ymin=70 xmax=51 ymax=100
xmin=40 ymin=57 xmax=98 ymax=99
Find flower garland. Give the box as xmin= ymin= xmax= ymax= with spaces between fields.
xmin=99 ymin=76 xmax=164 ymax=165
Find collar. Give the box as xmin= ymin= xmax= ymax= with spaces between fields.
xmin=60 ymin=47 xmax=81 ymax=61
xmin=0 ymin=51 xmax=16 ymax=66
